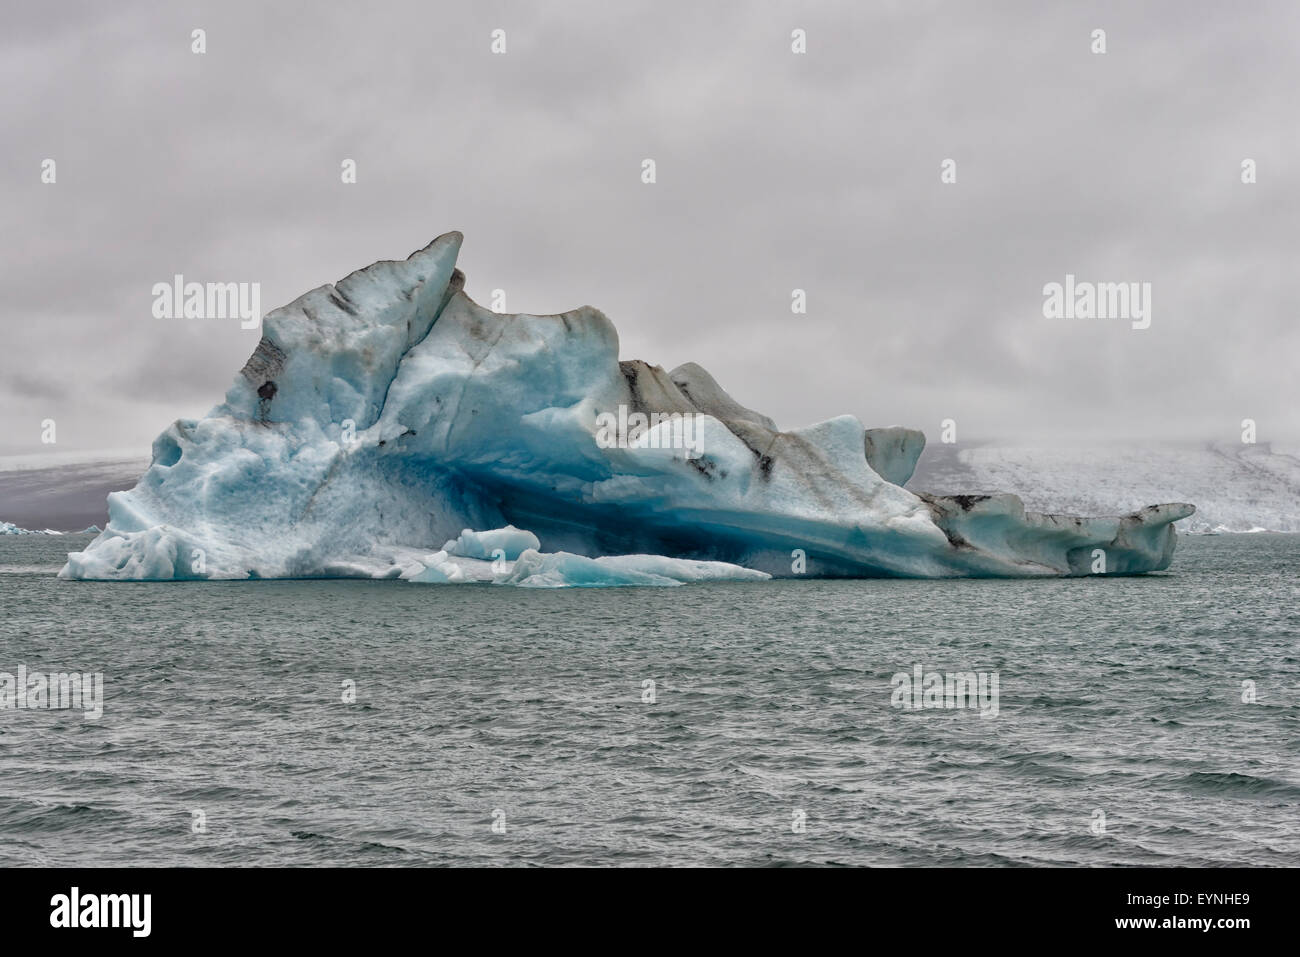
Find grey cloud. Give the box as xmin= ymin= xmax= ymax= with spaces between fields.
xmin=2 ymin=0 xmax=1296 ymax=457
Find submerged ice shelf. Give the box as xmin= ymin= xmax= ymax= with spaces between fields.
xmin=61 ymin=232 xmax=1193 ymax=584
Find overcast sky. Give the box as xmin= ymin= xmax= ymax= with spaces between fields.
xmin=2 ymin=0 xmax=1297 ymax=457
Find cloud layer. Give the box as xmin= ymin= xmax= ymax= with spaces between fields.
xmin=3 ymin=0 xmax=1296 ymax=455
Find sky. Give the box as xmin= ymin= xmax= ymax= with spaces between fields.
xmin=2 ymin=0 xmax=1297 ymax=457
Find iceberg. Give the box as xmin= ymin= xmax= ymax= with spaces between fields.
xmin=2 ymin=521 xmax=59 ymax=535
xmin=406 ymin=551 xmax=471 ymax=584
xmin=396 ymin=537 xmax=770 ymax=588
xmin=60 ymin=231 xmax=1194 ymax=583
xmin=441 ymin=525 xmax=539 ymax=561
xmin=498 ymin=549 xmax=771 ymax=588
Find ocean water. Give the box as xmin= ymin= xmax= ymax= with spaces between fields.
xmin=1 ymin=532 xmax=1297 ymax=867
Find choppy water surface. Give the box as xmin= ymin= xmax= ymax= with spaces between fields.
xmin=1 ymin=533 xmax=1297 ymax=866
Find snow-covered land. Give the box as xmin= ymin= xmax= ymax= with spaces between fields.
xmin=911 ymin=443 xmax=1300 ymax=534
xmin=61 ymin=232 xmax=1195 ymax=584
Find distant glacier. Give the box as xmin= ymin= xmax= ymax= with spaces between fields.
xmin=911 ymin=442 xmax=1300 ymax=534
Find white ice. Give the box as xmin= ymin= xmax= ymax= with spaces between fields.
xmin=60 ymin=232 xmax=1195 ymax=582
xmin=441 ymin=525 xmax=540 ymax=561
